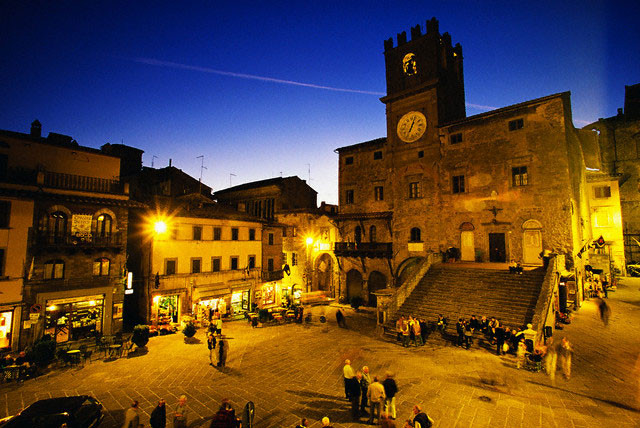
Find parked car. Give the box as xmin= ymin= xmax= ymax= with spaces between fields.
xmin=0 ymin=395 xmax=104 ymax=428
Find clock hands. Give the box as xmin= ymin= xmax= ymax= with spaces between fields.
xmin=408 ymin=118 xmax=416 ymax=133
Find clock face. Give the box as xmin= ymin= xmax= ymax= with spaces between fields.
xmin=402 ymin=53 xmax=417 ymax=75
xmin=397 ymin=111 xmax=427 ymax=143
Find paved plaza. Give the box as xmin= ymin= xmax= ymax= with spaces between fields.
xmin=1 ymin=279 xmax=639 ymax=428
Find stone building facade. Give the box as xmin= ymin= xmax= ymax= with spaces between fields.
xmin=0 ymin=121 xmax=140 ymax=348
xmin=334 ymin=18 xmax=624 ymax=304
xmin=585 ymin=83 xmax=640 ymax=264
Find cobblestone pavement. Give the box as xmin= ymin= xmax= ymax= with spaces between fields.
xmin=1 ymin=280 xmax=639 ymax=428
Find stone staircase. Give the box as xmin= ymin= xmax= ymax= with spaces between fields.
xmin=388 ymin=264 xmax=546 ymax=331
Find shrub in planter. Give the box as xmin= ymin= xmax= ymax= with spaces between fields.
xmin=29 ymin=334 xmax=56 ymax=367
xmin=350 ymin=296 xmax=364 ymax=311
xmin=258 ymin=309 xmax=271 ymax=323
xmin=182 ymin=321 xmax=197 ymax=338
xmin=132 ymin=324 xmax=150 ymax=348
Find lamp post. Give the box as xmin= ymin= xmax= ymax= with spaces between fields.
xmin=305 ymin=236 xmax=314 ymax=293
xmin=147 ymin=219 xmax=167 ymax=323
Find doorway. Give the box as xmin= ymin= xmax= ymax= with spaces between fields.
xmin=346 ymin=269 xmax=363 ymax=302
xmin=522 ymin=220 xmax=543 ymax=265
xmin=461 ymin=231 xmax=475 ymax=261
xmin=489 ymin=233 xmax=506 ymax=262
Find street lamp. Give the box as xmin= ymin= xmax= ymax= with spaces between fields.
xmin=146 ymin=215 xmax=169 ymax=324
xmin=305 ymin=236 xmax=315 ymax=293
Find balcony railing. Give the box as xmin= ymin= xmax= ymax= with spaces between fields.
xmin=334 ymin=242 xmax=393 ymax=258
xmin=29 ymin=229 xmax=123 ymax=250
xmin=1 ymin=168 xmax=124 ymax=194
xmin=262 ymin=270 xmax=284 ymax=282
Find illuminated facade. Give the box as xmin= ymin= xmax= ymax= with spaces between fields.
xmin=0 ymin=121 xmax=138 ymax=348
xmin=334 ymin=18 xmax=625 ymax=304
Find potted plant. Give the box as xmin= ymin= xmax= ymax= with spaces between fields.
xmin=132 ymin=324 xmax=150 ymax=349
xmin=182 ymin=321 xmax=197 ymax=343
xmin=29 ymin=334 xmax=56 ymax=368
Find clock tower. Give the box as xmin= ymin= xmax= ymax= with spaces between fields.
xmin=381 ymin=17 xmax=465 ymax=145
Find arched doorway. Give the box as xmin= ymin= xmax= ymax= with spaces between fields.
xmin=315 ymin=253 xmax=333 ymax=294
xmin=522 ymin=219 xmax=543 ymax=265
xmin=346 ymin=269 xmax=363 ymax=302
xmin=367 ymin=271 xmax=387 ymax=307
xmin=460 ymin=222 xmax=475 ymax=261
xmin=396 ymin=257 xmax=422 ymax=287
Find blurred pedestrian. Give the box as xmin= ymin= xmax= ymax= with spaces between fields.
xmin=456 ymin=318 xmax=465 ymax=347
xmin=380 ymin=412 xmax=397 ymax=428
xmin=595 ymin=297 xmax=611 ymax=326
xmin=122 ymin=401 xmax=140 ymax=428
xmin=207 ymin=333 xmax=217 ymax=366
xmin=209 ymin=398 xmax=240 ymax=428
xmin=336 ymin=309 xmax=347 ymax=328
xmin=412 ymin=404 xmax=434 ymax=428
xmin=411 ymin=317 xmax=422 ymax=346
xmin=495 ymin=322 xmax=505 ymax=356
xmin=295 ymin=418 xmax=309 ymax=428
xmin=150 ymin=399 xmax=166 ymax=428
xmin=173 ymin=395 xmax=188 ymax=428
xmin=395 ymin=316 xmax=404 ymax=343
xmin=360 ymin=366 xmax=371 ymax=416
xmin=343 ymin=359 xmax=355 ymax=399
xmin=559 ymin=337 xmax=573 ymax=380
xmin=516 ymin=339 xmax=527 ymax=369
xmin=382 ymin=371 xmax=398 ymax=419
xmin=419 ymin=318 xmax=428 ymax=344
xmin=217 ymin=337 xmax=228 ymax=367
xmin=544 ymin=337 xmax=558 ymax=384
xmin=367 ymin=376 xmax=386 ymax=425
xmin=347 ymin=371 xmax=362 ymax=420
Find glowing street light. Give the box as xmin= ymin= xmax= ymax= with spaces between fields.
xmin=154 ymin=220 xmax=167 ymax=235
xmin=306 ymin=236 xmax=314 ymax=246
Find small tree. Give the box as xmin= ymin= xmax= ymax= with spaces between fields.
xmin=182 ymin=321 xmax=196 ymax=338
xmin=29 ymin=334 xmax=56 ymax=367
xmin=132 ymin=324 xmax=150 ymax=348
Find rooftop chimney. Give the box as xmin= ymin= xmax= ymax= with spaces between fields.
xmin=30 ymin=119 xmax=41 ymax=138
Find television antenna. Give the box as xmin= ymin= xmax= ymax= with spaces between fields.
xmin=196 ymin=155 xmax=207 ymax=182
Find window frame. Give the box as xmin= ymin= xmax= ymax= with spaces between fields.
xmin=230 ymin=256 xmax=239 ymax=271
xmin=345 ymin=156 xmax=354 ymax=165
xmin=248 ymin=255 xmax=256 ymax=269
xmin=512 ymin=166 xmax=529 ymax=187
xmin=374 ymin=186 xmax=384 ymax=201
xmin=192 ymin=225 xmax=203 ymax=241
xmin=593 ymin=185 xmax=611 ymax=199
xmin=409 ymin=181 xmax=421 ymax=199
xmin=213 ymin=227 xmax=222 ymax=241
xmin=268 ymin=233 xmax=274 ymax=245
xmin=211 ymin=257 xmax=221 ymax=272
xmin=508 ymin=118 xmax=524 ymax=131
xmin=231 ymin=228 xmax=239 ymax=241
xmin=345 ymin=189 xmax=354 ymax=205
xmin=0 ymin=201 xmax=10 ymax=229
xmin=165 ymin=259 xmax=177 ymax=275
xmin=410 ymin=227 xmax=422 ymax=243
xmin=450 ymin=133 xmax=463 ymax=144
xmin=373 ymin=151 xmax=383 ymax=160
xmin=44 ymin=259 xmax=65 ymax=280
xmin=93 ymin=257 xmax=110 ymax=276
xmin=452 ymin=175 xmax=465 ymax=194
xmin=191 ymin=257 xmax=202 ymax=274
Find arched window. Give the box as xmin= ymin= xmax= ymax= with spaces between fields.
xmin=410 ymin=227 xmax=421 ymax=242
xmin=93 ymin=258 xmax=110 ymax=276
xmin=44 ymin=259 xmax=64 ymax=279
xmin=96 ymin=214 xmax=112 ymax=237
xmin=47 ymin=212 xmax=67 ymax=236
xmin=354 ymin=226 xmax=362 ymax=244
xmin=369 ymin=225 xmax=377 ymax=242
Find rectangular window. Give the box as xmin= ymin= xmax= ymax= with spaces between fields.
xmin=345 ymin=156 xmax=354 ymax=165
xmin=292 ymin=252 xmax=298 ymax=266
xmin=373 ymin=151 xmax=383 ymax=160
xmin=374 ymin=186 xmax=384 ymax=201
xmin=230 ymin=256 xmax=239 ymax=270
xmin=418 ymin=150 xmax=424 ymax=158
xmin=213 ymin=227 xmax=221 ymax=241
xmin=93 ymin=258 xmax=110 ymax=276
xmin=594 ymin=185 xmax=611 ymax=199
xmin=44 ymin=260 xmax=64 ymax=279
xmin=409 ymin=182 xmax=421 ymax=199
xmin=268 ymin=233 xmax=274 ymax=245
xmin=508 ymin=118 xmax=524 ymax=131
xmin=450 ymin=133 xmax=463 ymax=144
xmin=248 ymin=255 xmax=256 ymax=269
xmin=282 ymin=227 xmax=288 ymax=238
xmin=211 ymin=257 xmax=221 ymax=272
xmin=0 ymin=201 xmax=10 ymax=228
xmin=268 ymin=258 xmax=274 ymax=272
xmin=292 ymin=227 xmax=297 ymax=237
xmin=512 ymin=166 xmax=528 ymax=186
xmin=345 ymin=189 xmax=354 ymax=204
xmin=165 ymin=259 xmax=177 ymax=275
xmin=231 ymin=228 xmax=239 ymax=241
xmin=249 ymin=228 xmax=256 ymax=240
xmin=452 ymin=175 xmax=465 ymax=194
xmin=191 ymin=258 xmax=201 ymax=274
xmin=193 ymin=226 xmax=202 ymax=241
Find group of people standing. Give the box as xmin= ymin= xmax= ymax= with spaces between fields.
xmin=341 ymin=359 xmax=432 ymax=427
xmin=207 ymin=318 xmax=228 ymax=367
xmin=122 ymin=397 xmax=242 ymax=428
xmin=395 ymin=316 xmax=428 ymax=347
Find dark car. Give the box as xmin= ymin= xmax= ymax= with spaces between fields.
xmin=0 ymin=395 xmax=104 ymax=428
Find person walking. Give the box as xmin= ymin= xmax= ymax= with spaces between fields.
xmin=419 ymin=318 xmax=428 ymax=344
xmin=207 ymin=333 xmax=217 ymax=366
xmin=401 ymin=319 xmax=411 ymax=347
xmin=412 ymin=404 xmax=434 ymax=428
xmin=559 ymin=337 xmax=573 ymax=380
xmin=215 ymin=316 xmax=223 ymax=336
xmin=456 ymin=318 xmax=465 ymax=347
xmin=321 ymin=416 xmax=334 ymax=427
xmin=495 ymin=323 xmax=505 ymax=356
xmin=217 ymin=337 xmax=228 ymax=367
xmin=382 ymin=372 xmax=398 ymax=420
xmin=411 ymin=317 xmax=422 ymax=346
xmin=343 ymin=359 xmax=355 ymax=400
xmin=367 ymin=376 xmax=386 ymax=425
xmin=150 ymin=399 xmax=166 ymax=428
xmin=295 ymin=418 xmax=309 ymax=428
xmin=336 ymin=309 xmax=347 ymax=328
xmin=173 ymin=395 xmax=188 ymax=428
xmin=122 ymin=401 xmax=140 ymax=428
xmin=544 ymin=337 xmax=558 ymax=384
xmin=360 ymin=366 xmax=371 ymax=416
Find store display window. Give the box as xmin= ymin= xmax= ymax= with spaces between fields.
xmin=231 ymin=291 xmax=249 ymax=314
xmin=0 ymin=311 xmax=13 ymax=349
xmin=45 ymin=298 xmax=104 ymax=343
xmin=262 ymin=284 xmax=275 ymax=306
xmin=154 ymin=295 xmax=179 ymax=324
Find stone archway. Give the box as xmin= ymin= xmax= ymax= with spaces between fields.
xmin=346 ymin=269 xmax=363 ymax=302
xmin=367 ymin=271 xmax=387 ymax=307
xmin=396 ymin=257 xmax=422 ymax=287
xmin=315 ymin=253 xmax=333 ymax=293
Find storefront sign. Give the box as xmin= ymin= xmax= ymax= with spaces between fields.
xmin=29 ymin=313 xmax=39 ymax=321
xmin=71 ymin=214 xmax=92 ymax=235
xmin=47 ymin=294 xmax=105 ymax=305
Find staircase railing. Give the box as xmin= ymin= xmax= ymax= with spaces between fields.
xmin=377 ymin=253 xmax=437 ymax=334
xmin=530 ymin=255 xmax=563 ymax=344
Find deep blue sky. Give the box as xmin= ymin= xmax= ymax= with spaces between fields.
xmin=1 ymin=1 xmax=638 ymax=204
